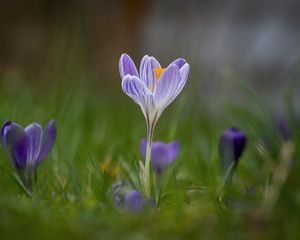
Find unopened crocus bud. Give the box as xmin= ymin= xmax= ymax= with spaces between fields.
xmin=219 ymin=128 xmax=247 ymax=181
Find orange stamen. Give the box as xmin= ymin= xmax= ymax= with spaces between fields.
xmin=153 ymin=68 xmax=166 ymax=80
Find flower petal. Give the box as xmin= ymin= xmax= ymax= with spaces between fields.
xmin=2 ymin=121 xmax=13 ymax=146
xmin=219 ymin=128 xmax=247 ymax=174
xmin=124 ymin=190 xmax=144 ymax=213
xmin=162 ymin=63 xmax=189 ymax=106
xmin=172 ymin=63 xmax=190 ymax=101
xmin=2 ymin=121 xmax=28 ymax=169
xmin=170 ymin=58 xmax=187 ymax=69
xmin=166 ymin=140 xmax=180 ymax=164
xmin=140 ymin=139 xmax=180 ymax=175
xmin=139 ymin=55 xmax=161 ymax=90
xmin=153 ymin=64 xmax=181 ymax=111
xmin=119 ymin=54 xmax=139 ymax=78
xmin=121 ymin=75 xmax=152 ymax=108
xmin=152 ymin=141 xmax=180 ymax=174
xmin=151 ymin=143 xmax=169 ymax=174
xmin=25 ymin=123 xmax=43 ymax=165
xmin=37 ymin=120 xmax=57 ymax=163
xmin=180 ymin=63 xmax=189 ymax=81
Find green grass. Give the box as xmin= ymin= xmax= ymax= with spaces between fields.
xmin=0 ymin=70 xmax=299 ymax=240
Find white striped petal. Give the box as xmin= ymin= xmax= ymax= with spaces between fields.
xmin=169 ymin=63 xmax=190 ymax=103
xmin=153 ymin=64 xmax=181 ymax=112
xmin=169 ymin=58 xmax=187 ymax=69
xmin=119 ymin=54 xmax=139 ymax=78
xmin=139 ymin=55 xmax=161 ymax=91
xmin=121 ymin=75 xmax=153 ymax=111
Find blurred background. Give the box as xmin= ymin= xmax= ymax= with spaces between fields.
xmin=0 ymin=0 xmax=299 ymax=111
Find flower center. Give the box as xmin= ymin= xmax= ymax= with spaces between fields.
xmin=153 ymin=68 xmax=165 ymax=80
xmin=150 ymin=68 xmax=165 ymax=92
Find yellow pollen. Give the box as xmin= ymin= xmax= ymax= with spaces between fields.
xmin=153 ymin=68 xmax=166 ymax=80
xmin=149 ymin=83 xmax=153 ymax=92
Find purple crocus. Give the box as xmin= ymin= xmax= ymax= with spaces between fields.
xmin=119 ymin=54 xmax=189 ymax=124
xmin=124 ymin=190 xmax=144 ymax=213
xmin=119 ymin=53 xmax=189 ymax=197
xmin=219 ymin=128 xmax=247 ymax=180
xmin=140 ymin=139 xmax=180 ymax=176
xmin=1 ymin=120 xmax=57 ymax=191
xmin=111 ymin=181 xmax=145 ymax=213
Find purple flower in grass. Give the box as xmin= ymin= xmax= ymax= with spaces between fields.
xmin=119 ymin=54 xmax=189 ymax=123
xmin=124 ymin=190 xmax=144 ymax=213
xmin=219 ymin=128 xmax=246 ymax=182
xmin=111 ymin=181 xmax=145 ymax=213
xmin=140 ymin=140 xmax=180 ymax=176
xmin=119 ymin=53 xmax=189 ymax=197
xmin=1 ymin=120 xmax=57 ymax=192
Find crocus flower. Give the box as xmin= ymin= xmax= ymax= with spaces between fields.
xmin=111 ymin=181 xmax=145 ymax=213
xmin=140 ymin=139 xmax=180 ymax=176
xmin=219 ymin=128 xmax=246 ymax=182
xmin=119 ymin=54 xmax=189 ymax=125
xmin=124 ymin=190 xmax=144 ymax=213
xmin=119 ymin=53 xmax=189 ymax=197
xmin=1 ymin=120 xmax=57 ymax=191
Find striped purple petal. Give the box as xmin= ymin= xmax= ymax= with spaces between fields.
xmin=170 ymin=58 xmax=187 ymax=69
xmin=153 ymin=64 xmax=181 ymax=111
xmin=119 ymin=54 xmax=139 ymax=79
xmin=121 ymin=75 xmax=152 ymax=107
xmin=172 ymin=63 xmax=190 ymax=101
xmin=139 ymin=55 xmax=161 ymax=90
xmin=25 ymin=123 xmax=42 ymax=165
xmin=37 ymin=120 xmax=57 ymax=163
xmin=1 ymin=121 xmax=28 ymax=169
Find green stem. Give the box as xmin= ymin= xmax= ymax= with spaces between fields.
xmin=144 ymin=119 xmax=155 ymax=198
